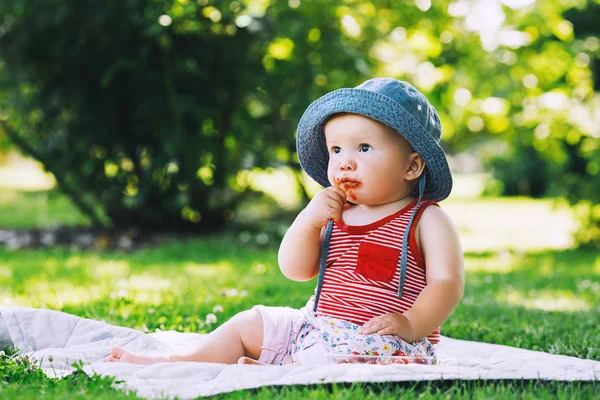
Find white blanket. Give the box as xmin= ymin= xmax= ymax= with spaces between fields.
xmin=1 ymin=307 xmax=598 ymax=399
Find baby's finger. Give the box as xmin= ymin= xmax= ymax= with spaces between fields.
xmin=357 ymin=318 xmax=377 ymax=334
xmin=327 ymin=206 xmax=342 ymax=222
xmin=327 ymin=186 xmax=347 ymax=204
xmin=324 ymin=197 xmax=345 ymax=215
xmin=106 ymin=356 xmax=118 ymax=362
xmin=377 ymin=326 xmax=395 ymax=336
xmin=326 ymin=194 xmax=348 ymax=214
xmin=359 ymin=325 xmax=376 ymax=335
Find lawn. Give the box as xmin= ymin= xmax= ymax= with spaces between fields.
xmin=0 ymin=190 xmax=599 ymax=399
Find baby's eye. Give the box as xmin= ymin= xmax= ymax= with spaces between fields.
xmin=359 ymin=144 xmax=371 ymax=152
xmin=332 ymin=146 xmax=341 ymax=154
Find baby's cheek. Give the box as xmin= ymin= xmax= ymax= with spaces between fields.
xmin=326 ymin=167 xmax=336 ymax=187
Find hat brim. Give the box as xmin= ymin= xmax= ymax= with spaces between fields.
xmin=297 ymin=88 xmax=453 ymax=202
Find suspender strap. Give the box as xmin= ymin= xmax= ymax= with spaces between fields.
xmin=398 ymin=173 xmax=426 ymax=299
xmin=313 ymin=173 xmax=427 ymax=309
xmin=312 ymin=220 xmax=334 ymax=312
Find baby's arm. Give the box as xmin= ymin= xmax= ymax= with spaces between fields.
xmin=401 ymin=205 xmax=464 ymax=341
xmin=279 ymin=186 xmax=348 ymax=281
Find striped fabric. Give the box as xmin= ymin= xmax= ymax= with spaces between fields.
xmin=315 ymin=199 xmax=441 ymax=344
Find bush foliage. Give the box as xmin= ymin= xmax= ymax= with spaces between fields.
xmin=0 ymin=0 xmax=370 ymax=231
xmin=0 ymin=0 xmax=598 ymax=244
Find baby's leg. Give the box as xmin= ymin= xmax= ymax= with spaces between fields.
xmin=173 ymin=309 xmax=264 ymax=363
xmin=108 ymin=309 xmax=264 ymax=364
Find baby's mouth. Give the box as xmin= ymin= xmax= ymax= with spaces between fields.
xmin=337 ymin=177 xmax=362 ymax=194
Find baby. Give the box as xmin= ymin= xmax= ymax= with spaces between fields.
xmin=107 ymin=78 xmax=464 ymax=365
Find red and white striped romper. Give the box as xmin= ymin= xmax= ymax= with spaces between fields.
xmin=315 ymin=198 xmax=440 ymax=344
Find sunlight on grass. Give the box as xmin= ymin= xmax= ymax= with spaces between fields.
xmin=0 ymin=189 xmax=89 ymax=228
xmin=65 ymin=255 xmax=87 ymax=268
xmin=92 ymin=260 xmax=131 ymax=280
xmin=0 ymin=264 xmax=12 ymax=279
xmin=1 ymin=283 xmax=100 ymax=308
xmin=245 ymin=167 xmax=302 ymax=209
xmin=252 ymin=262 xmax=269 ymax=275
xmin=443 ymin=198 xmax=576 ymax=252
xmin=56 ymin=287 xmax=102 ymax=306
xmin=1 ymin=294 xmax=18 ymax=306
xmin=111 ymin=281 xmax=182 ymax=305
xmin=126 ymin=274 xmax=172 ymax=290
xmin=463 ymin=251 xmax=520 ymax=273
xmin=127 ymin=290 xmax=172 ymax=305
xmin=0 ymin=152 xmax=56 ymax=191
xmin=449 ymin=173 xmax=487 ymax=199
xmin=21 ymin=277 xmax=101 ymax=305
xmin=184 ymin=261 xmax=234 ymax=278
xmin=498 ymin=288 xmax=592 ymax=312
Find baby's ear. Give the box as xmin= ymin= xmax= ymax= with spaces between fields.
xmin=405 ymin=153 xmax=426 ymax=182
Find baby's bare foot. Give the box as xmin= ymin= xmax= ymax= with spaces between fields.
xmin=106 ymin=347 xmax=169 ymax=365
xmin=237 ymin=356 xmax=266 ymax=366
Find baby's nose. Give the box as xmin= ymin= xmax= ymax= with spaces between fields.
xmin=339 ymin=157 xmax=356 ymax=170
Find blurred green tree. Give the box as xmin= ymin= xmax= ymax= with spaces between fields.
xmin=0 ymin=0 xmax=375 ymax=231
xmin=560 ymin=1 xmax=600 ymax=246
xmin=363 ymin=0 xmax=599 ymax=246
xmin=0 ymin=0 xmax=598 ymax=245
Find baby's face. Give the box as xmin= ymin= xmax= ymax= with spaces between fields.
xmin=324 ymin=113 xmax=415 ymax=206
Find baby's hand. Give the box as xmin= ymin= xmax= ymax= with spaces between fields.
xmin=357 ymin=313 xmax=415 ymax=343
xmin=106 ymin=346 xmax=170 ymax=365
xmin=302 ymin=186 xmax=350 ymax=229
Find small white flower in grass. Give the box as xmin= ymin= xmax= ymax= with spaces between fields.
xmin=222 ymin=288 xmax=238 ymax=297
xmin=253 ymin=263 xmax=267 ymax=274
xmin=205 ymin=313 xmax=218 ymax=325
xmin=240 ymin=290 xmax=248 ymax=297
xmin=578 ymin=280 xmax=592 ymax=289
xmin=212 ymin=305 xmax=224 ymax=313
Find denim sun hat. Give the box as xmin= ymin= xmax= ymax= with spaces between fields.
xmin=297 ymin=77 xmax=452 ymax=202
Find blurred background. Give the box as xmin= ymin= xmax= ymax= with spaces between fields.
xmin=2 ymin=6 xmax=600 ymax=396
xmin=0 ymin=0 xmax=598 ymax=251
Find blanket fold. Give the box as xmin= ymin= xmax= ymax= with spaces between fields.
xmin=1 ymin=306 xmax=598 ymax=399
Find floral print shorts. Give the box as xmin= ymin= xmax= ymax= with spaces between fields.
xmin=285 ymin=304 xmax=437 ymax=365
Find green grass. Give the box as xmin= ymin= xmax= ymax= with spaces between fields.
xmin=0 ymin=190 xmax=90 ymax=229
xmin=0 ymin=347 xmax=136 ymax=399
xmin=0 ymin=191 xmax=599 ymax=398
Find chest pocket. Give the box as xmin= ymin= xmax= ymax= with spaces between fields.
xmin=355 ymin=242 xmax=400 ymax=282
